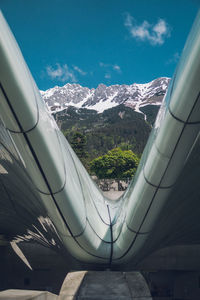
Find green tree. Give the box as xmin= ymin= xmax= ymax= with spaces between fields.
xmin=90 ymin=147 xmax=139 ymax=179
xmin=118 ymin=142 xmax=132 ymax=151
xmin=70 ymin=131 xmax=88 ymax=158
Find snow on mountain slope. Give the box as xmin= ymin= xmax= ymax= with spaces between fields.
xmin=40 ymin=77 xmax=170 ymax=114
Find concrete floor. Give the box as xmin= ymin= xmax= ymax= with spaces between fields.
xmin=0 ymin=271 xmax=152 ymax=300
xmin=0 ymin=289 xmax=57 ymax=299
xmin=59 ymin=271 xmax=152 ymax=300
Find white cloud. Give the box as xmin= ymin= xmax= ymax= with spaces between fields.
xmin=113 ymin=64 xmax=121 ymax=72
xmin=100 ymin=62 xmax=121 ymax=73
xmin=105 ymin=73 xmax=111 ymax=79
xmin=46 ymin=63 xmax=77 ymax=82
xmin=125 ymin=13 xmax=171 ymax=46
xmin=166 ymin=52 xmax=180 ymax=65
xmin=124 ymin=12 xmax=133 ymax=28
xmin=99 ymin=62 xmax=109 ymax=68
xmin=99 ymin=62 xmax=121 ymax=80
xmin=73 ymin=65 xmax=87 ymax=75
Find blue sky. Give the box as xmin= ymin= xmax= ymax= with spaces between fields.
xmin=1 ymin=0 xmax=199 ymax=90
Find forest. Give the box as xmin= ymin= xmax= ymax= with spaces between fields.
xmin=54 ymin=104 xmax=159 ymax=179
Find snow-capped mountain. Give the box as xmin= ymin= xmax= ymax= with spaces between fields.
xmin=40 ymin=77 xmax=170 ymax=114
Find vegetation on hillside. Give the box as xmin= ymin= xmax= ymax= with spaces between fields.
xmin=54 ymin=104 xmax=159 ymax=178
xmin=58 ymin=104 xmax=152 ymax=156
xmin=69 ymin=131 xmax=89 ymax=169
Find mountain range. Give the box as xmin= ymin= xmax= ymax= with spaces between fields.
xmin=40 ymin=77 xmax=170 ymax=118
xmin=40 ymin=77 xmax=170 ymax=162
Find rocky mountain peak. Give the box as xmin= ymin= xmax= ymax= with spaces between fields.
xmin=41 ymin=77 xmax=170 ymax=114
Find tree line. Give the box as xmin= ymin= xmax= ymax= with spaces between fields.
xmin=66 ymin=131 xmax=140 ymax=180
